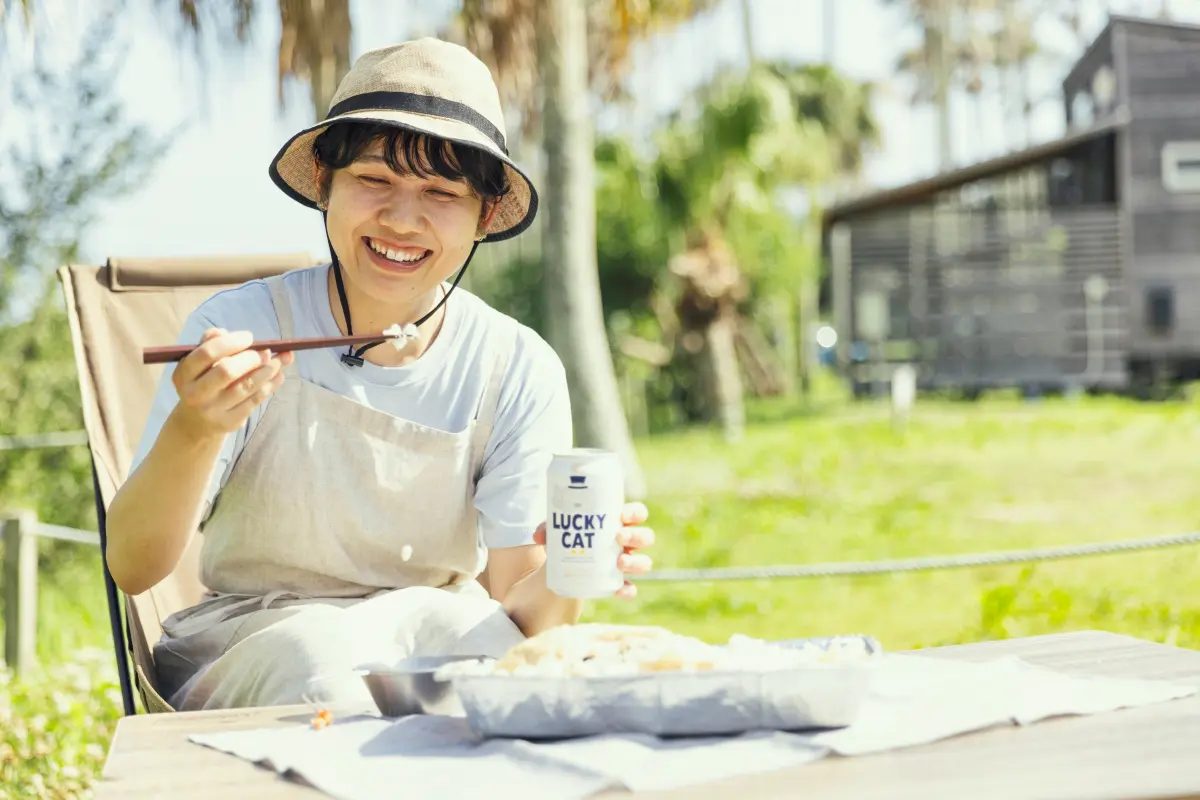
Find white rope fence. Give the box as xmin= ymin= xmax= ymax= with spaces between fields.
xmin=641 ymin=531 xmax=1200 ymax=582
xmin=5 ymin=505 xmax=1200 ymax=673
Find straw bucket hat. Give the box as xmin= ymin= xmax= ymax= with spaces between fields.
xmin=268 ymin=38 xmax=537 ymax=242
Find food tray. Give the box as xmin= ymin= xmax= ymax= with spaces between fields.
xmin=445 ymin=635 xmax=881 ymax=739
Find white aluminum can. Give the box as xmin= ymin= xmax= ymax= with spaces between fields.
xmin=546 ymin=448 xmax=625 ymax=598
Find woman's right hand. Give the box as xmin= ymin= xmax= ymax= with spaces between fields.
xmin=170 ymin=327 xmax=294 ymax=439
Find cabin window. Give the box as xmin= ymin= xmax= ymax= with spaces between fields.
xmin=856 ymin=290 xmax=890 ymax=341
xmin=1162 ymin=141 xmax=1200 ymax=192
xmin=1146 ymin=287 xmax=1174 ymax=336
xmin=1071 ymin=91 xmax=1095 ymax=127
xmin=1092 ymin=65 xmax=1117 ymax=114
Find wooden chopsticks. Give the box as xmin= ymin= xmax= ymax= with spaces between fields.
xmin=142 ymin=332 xmax=401 ymax=364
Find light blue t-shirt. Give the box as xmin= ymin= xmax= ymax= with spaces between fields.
xmin=131 ymin=265 xmax=573 ymax=550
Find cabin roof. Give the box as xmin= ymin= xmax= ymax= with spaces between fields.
xmin=824 ymin=117 xmax=1126 ymax=226
xmin=1065 ymin=15 xmax=1200 ymax=89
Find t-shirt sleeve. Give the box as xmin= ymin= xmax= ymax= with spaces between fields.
xmin=128 ymin=282 xmax=277 ymax=525
xmin=474 ymin=329 xmax=573 ymax=549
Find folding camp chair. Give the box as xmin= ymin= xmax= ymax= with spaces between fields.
xmin=57 ymin=253 xmax=317 ymax=715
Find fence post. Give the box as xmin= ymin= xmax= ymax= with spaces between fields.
xmin=3 ymin=510 xmax=38 ymax=675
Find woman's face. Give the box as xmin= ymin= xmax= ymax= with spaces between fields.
xmin=323 ymin=137 xmax=492 ymax=306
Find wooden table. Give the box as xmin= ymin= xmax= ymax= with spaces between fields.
xmin=96 ymin=631 xmax=1200 ymax=799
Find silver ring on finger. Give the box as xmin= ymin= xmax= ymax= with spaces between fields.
xmin=240 ymin=375 xmax=256 ymax=395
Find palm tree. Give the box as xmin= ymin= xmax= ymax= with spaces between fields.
xmin=994 ymin=1 xmax=1040 ymax=148
xmin=890 ymin=0 xmax=956 ymax=168
xmin=535 ymin=0 xmax=647 ymax=493
xmin=157 ymin=0 xmax=348 ymax=120
xmin=654 ymin=66 xmax=833 ymax=440
xmin=274 ymin=0 xmax=352 ymax=119
xmin=765 ymin=62 xmax=880 ymax=395
xmin=765 ymin=62 xmax=881 ymax=177
xmin=892 ymin=0 xmax=1069 ymax=159
xmin=458 ymin=0 xmax=715 ymax=496
xmin=454 ymin=0 xmax=718 ymax=138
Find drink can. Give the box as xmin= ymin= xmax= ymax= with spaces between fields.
xmin=546 ymin=448 xmax=625 ymax=598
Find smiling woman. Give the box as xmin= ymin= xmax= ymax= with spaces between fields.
xmin=102 ymin=38 xmax=655 ymax=713
xmin=311 ymin=124 xmax=509 ymax=367
xmin=309 ymin=124 xmax=506 ymax=367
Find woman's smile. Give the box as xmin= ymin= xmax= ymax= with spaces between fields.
xmin=362 ymin=235 xmax=433 ymax=274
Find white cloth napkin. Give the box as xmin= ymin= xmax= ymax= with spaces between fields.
xmin=807 ymin=654 xmax=1195 ymax=755
xmin=190 ymin=654 xmax=1196 ymax=800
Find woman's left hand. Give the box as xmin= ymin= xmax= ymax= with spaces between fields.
xmin=533 ymin=502 xmax=654 ymax=599
xmin=613 ymin=502 xmax=654 ymax=598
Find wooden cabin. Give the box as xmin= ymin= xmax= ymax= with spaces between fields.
xmin=823 ymin=15 xmax=1200 ymax=395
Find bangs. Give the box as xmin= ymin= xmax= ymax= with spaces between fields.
xmin=314 ymin=121 xmax=509 ymax=201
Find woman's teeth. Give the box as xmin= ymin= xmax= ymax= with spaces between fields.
xmin=367 ymin=238 xmax=428 ymax=264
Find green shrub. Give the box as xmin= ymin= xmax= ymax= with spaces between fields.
xmin=0 ymin=650 xmax=120 ymax=799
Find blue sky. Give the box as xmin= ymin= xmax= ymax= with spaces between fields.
xmin=10 ymin=0 xmax=1200 ymax=266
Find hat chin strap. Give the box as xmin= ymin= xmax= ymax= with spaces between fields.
xmin=322 ymin=210 xmax=480 ymax=367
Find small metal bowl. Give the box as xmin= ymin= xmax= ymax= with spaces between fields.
xmin=355 ymin=655 xmax=491 ymax=718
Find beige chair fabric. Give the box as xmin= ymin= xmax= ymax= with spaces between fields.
xmin=57 ymin=253 xmax=316 ymax=712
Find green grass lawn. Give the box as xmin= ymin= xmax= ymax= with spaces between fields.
xmin=5 ymin=392 xmax=1200 ymax=794
xmin=587 ymin=394 xmax=1200 ymax=650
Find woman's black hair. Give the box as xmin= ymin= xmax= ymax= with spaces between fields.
xmin=312 ymin=121 xmax=509 ymax=205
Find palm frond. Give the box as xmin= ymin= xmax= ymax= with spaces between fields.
xmin=277 ymin=0 xmax=352 ymax=120
xmin=0 ymin=0 xmax=36 ymax=29
xmin=453 ymin=0 xmax=539 ymax=135
xmin=454 ymin=0 xmax=717 ymax=138
xmin=147 ymin=0 xmax=351 ymax=122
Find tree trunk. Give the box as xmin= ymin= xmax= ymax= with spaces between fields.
xmin=705 ymin=309 xmax=745 ymax=442
xmin=739 ymin=0 xmax=756 ymax=66
xmin=1018 ymin=57 xmax=1033 ymax=148
xmin=971 ymin=91 xmax=987 ymax=161
xmin=796 ymin=268 xmax=815 ymax=399
xmin=930 ymin=0 xmax=953 ymax=170
xmin=792 ymin=290 xmax=807 ymax=399
xmin=536 ymin=0 xmax=646 ymax=498
xmin=931 ymin=34 xmax=950 ymax=169
xmin=822 ymin=0 xmax=837 ymax=65
xmin=735 ymin=315 xmax=785 ymax=397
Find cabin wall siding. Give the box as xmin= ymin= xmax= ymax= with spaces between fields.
xmin=1121 ymin=23 xmax=1200 ymax=358
xmin=844 ymin=206 xmax=1127 ymax=389
xmin=828 ymin=18 xmax=1200 ymax=389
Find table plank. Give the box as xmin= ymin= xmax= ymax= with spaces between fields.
xmin=96 ymin=631 xmax=1200 ymax=800
xmin=98 ymin=706 xmax=326 ymax=799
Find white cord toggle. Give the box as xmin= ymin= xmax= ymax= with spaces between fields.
xmin=382 ymin=323 xmax=420 ymax=350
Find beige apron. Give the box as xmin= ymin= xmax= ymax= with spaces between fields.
xmin=154 ymin=273 xmax=525 ymax=711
